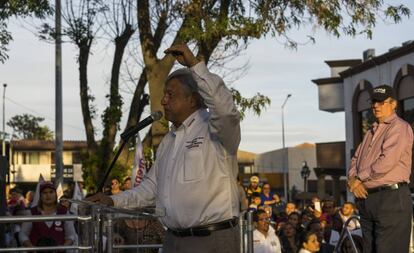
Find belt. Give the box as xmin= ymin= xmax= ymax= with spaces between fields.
xmin=366 ymin=182 xmax=407 ymax=194
xmin=168 ymin=218 xmax=238 ymax=237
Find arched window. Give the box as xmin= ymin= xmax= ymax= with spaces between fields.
xmin=394 ymin=64 xmax=414 ymax=132
xmin=352 ymin=80 xmax=375 ymax=148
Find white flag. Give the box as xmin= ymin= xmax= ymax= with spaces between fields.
xmin=31 ymin=174 xmax=45 ymax=207
xmin=56 ymin=181 xmax=64 ymax=200
xmin=70 ymin=181 xmax=84 ymax=214
xmin=131 ymin=134 xmax=146 ymax=187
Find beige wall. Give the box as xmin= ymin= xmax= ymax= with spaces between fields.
xmin=11 ymin=150 xmax=83 ymax=183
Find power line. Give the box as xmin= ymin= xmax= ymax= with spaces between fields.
xmin=5 ymin=96 xmax=86 ymax=132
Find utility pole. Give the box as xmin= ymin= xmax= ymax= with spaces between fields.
xmin=55 ymin=0 xmax=63 ymax=186
xmin=2 ymin=83 xmax=6 ymax=156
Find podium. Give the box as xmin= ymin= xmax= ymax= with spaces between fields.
xmin=70 ymin=199 xmax=166 ymax=253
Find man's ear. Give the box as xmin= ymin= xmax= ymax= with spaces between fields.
xmin=391 ymin=99 xmax=398 ymax=110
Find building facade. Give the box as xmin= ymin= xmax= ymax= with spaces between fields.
xmin=254 ymin=143 xmax=317 ymax=192
xmin=9 ymin=140 xmax=87 ymax=184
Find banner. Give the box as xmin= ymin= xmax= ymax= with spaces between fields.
xmin=131 ymin=134 xmax=146 ymax=187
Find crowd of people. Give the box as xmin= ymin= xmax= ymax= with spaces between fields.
xmin=4 ymin=177 xmax=164 ymax=253
xmin=242 ymin=175 xmax=362 ymax=253
xmin=4 ymin=174 xmax=363 ymax=253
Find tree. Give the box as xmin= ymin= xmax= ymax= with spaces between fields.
xmin=0 ymin=0 xmax=51 ymax=63
xmin=36 ymin=0 xmax=411 ymax=187
xmin=137 ymin=0 xmax=410 ymax=149
xmin=7 ymin=114 xmax=54 ymax=140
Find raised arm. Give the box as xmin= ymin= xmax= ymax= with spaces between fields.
xmin=165 ymin=44 xmax=241 ymax=154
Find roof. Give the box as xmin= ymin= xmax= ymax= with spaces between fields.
xmin=11 ymin=140 xmax=87 ymax=151
xmin=311 ymin=77 xmax=343 ymax=86
xmin=340 ymin=40 xmax=414 ymax=78
xmin=237 ymin=150 xmax=256 ymax=164
xmin=294 ymin=142 xmax=315 ymax=148
xmin=324 ymin=59 xmax=362 ymax=67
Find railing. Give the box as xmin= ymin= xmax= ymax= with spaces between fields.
xmin=0 ymin=201 xmax=255 ymax=253
xmin=333 ymin=215 xmax=361 ymax=253
xmin=0 ymin=214 xmax=93 ymax=252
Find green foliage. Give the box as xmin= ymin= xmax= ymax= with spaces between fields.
xmin=7 ymin=113 xmax=54 ymax=140
xmin=172 ymin=0 xmax=410 ymax=49
xmin=231 ymin=88 xmax=271 ymax=119
xmin=81 ymin=150 xmax=129 ymax=191
xmin=0 ymin=0 xmax=51 ymax=63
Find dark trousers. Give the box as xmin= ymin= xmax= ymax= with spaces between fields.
xmin=162 ymin=225 xmax=240 ymax=253
xmin=355 ymin=185 xmax=412 ymax=253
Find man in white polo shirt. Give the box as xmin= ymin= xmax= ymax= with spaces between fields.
xmin=88 ymin=43 xmax=241 ymax=253
xmin=253 ymin=209 xmax=282 ymax=253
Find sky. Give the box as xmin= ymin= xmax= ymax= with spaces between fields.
xmin=1 ymin=1 xmax=414 ymax=154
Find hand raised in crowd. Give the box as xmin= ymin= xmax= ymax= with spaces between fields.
xmin=164 ymin=44 xmax=200 ymax=68
xmin=85 ymin=192 xmax=115 ymax=206
xmin=348 ymin=177 xmax=368 ymax=199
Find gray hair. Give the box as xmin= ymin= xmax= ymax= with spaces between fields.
xmin=166 ymin=68 xmax=206 ymax=108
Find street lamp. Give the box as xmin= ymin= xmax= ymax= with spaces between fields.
xmin=281 ymin=94 xmax=291 ymax=201
xmin=300 ymin=161 xmax=311 ymax=192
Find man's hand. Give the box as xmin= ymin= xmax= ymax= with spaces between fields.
xmin=352 ymin=184 xmax=368 ymax=199
xmin=347 ymin=177 xmax=361 ymax=192
xmin=85 ymin=192 xmax=114 ymax=206
xmin=348 ymin=177 xmax=368 ymax=199
xmin=164 ymin=44 xmax=200 ymax=67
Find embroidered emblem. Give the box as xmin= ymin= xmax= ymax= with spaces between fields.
xmin=55 ymin=221 xmax=62 ymax=226
xmin=185 ymin=137 xmax=204 ymax=149
xmin=55 ymin=227 xmax=63 ymax=232
xmin=374 ymin=88 xmax=386 ymax=94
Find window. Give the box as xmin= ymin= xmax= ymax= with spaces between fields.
xmin=357 ymin=89 xmax=375 ymax=136
xmin=398 ymin=75 xmax=414 ymax=131
xmin=72 ymin=152 xmax=82 ymax=164
xmin=22 ymin=152 xmax=40 ymax=164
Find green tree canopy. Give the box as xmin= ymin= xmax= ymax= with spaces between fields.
xmin=0 ymin=0 xmax=51 ymax=63
xmin=7 ymin=113 xmax=54 ymax=140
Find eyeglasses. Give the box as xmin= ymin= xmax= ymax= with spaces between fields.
xmin=369 ymin=99 xmax=392 ymax=106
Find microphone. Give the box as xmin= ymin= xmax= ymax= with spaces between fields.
xmin=120 ymin=111 xmax=163 ymax=141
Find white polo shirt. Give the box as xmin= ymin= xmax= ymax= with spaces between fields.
xmin=253 ymin=226 xmax=282 ymax=253
xmin=111 ymin=62 xmax=241 ymax=229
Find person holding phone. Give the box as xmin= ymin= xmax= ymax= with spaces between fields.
xmin=347 ymin=85 xmax=413 ymax=253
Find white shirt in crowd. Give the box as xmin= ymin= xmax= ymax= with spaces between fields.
xmin=111 ymin=62 xmax=241 ymax=229
xmin=339 ymin=213 xmax=361 ymax=231
xmin=298 ymin=249 xmax=313 ymax=253
xmin=253 ymin=226 xmax=282 ymax=253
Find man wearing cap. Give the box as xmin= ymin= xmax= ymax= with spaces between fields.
xmin=246 ymin=176 xmax=262 ymax=199
xmin=347 ymin=85 xmax=413 ymax=252
xmin=87 ymin=44 xmax=241 ymax=253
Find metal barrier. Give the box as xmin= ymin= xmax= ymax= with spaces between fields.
xmin=0 ymin=214 xmax=93 ymax=252
xmin=0 ymin=201 xmax=255 ymax=253
xmin=333 ymin=215 xmax=361 ymax=253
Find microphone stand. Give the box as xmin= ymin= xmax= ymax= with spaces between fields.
xmin=96 ymin=127 xmax=137 ymax=192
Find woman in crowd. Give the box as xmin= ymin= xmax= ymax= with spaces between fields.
xmin=279 ymin=222 xmax=299 ymax=253
xmin=288 ymin=212 xmax=303 ymax=235
xmin=298 ymin=231 xmax=320 ymax=253
xmin=19 ymin=181 xmax=77 ymax=249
